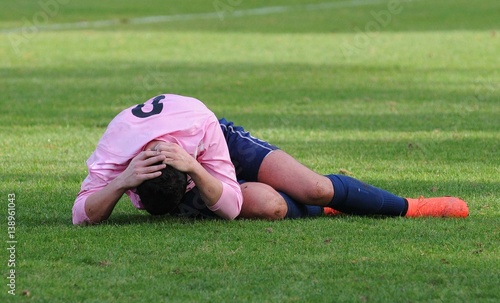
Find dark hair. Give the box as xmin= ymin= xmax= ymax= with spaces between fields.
xmin=136 ymin=165 xmax=188 ymax=216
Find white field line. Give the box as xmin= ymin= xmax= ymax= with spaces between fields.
xmin=1 ymin=0 xmax=393 ymax=33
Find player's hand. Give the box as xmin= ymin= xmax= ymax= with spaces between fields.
xmin=116 ymin=150 xmax=166 ymax=189
xmin=153 ymin=142 xmax=197 ymax=173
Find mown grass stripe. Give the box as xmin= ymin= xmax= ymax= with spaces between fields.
xmin=0 ymin=0 xmax=397 ymax=33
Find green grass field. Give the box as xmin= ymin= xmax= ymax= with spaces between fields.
xmin=1 ymin=0 xmax=499 ymax=302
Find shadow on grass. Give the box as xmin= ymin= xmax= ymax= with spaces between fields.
xmin=102 ymin=212 xmax=220 ymax=226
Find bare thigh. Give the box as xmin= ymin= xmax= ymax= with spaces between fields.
xmin=257 ymin=150 xmax=333 ymax=206
xmin=238 ymin=182 xmax=287 ymax=220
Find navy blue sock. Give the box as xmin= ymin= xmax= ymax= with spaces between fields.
xmin=325 ymin=174 xmax=407 ymax=216
xmin=280 ymin=192 xmax=323 ymax=219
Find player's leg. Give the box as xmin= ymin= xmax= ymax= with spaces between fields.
xmin=259 ymin=150 xmax=468 ymax=217
xmin=238 ymin=182 xmax=324 ymax=219
xmin=220 ymin=118 xmax=399 ymax=215
xmin=238 ymin=182 xmax=287 ymax=220
xmin=220 ymin=118 xmax=468 ymax=217
xmin=259 ymin=150 xmax=407 ymax=215
xmin=257 ymin=150 xmax=333 ymax=206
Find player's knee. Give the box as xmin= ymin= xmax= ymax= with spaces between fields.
xmin=239 ymin=182 xmax=287 ymax=220
xmin=248 ymin=192 xmax=287 ymax=220
xmin=303 ymin=180 xmax=332 ymax=204
xmin=265 ymin=194 xmax=287 ymax=220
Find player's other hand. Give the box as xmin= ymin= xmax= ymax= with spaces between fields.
xmin=117 ymin=150 xmax=166 ymax=189
xmin=153 ymin=142 xmax=197 ymax=173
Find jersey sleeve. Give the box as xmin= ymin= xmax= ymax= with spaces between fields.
xmin=197 ymin=116 xmax=243 ymax=220
xmin=72 ymin=171 xmax=106 ymax=225
xmin=72 ymin=156 xmax=146 ymax=225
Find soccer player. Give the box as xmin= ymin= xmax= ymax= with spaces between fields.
xmin=72 ymin=94 xmax=243 ymax=225
xmin=73 ymin=94 xmax=469 ymax=225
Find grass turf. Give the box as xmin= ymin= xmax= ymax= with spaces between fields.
xmin=1 ymin=0 xmax=499 ymax=302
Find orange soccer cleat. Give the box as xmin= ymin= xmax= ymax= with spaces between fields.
xmin=405 ymin=196 xmax=469 ymax=218
xmin=323 ymin=207 xmax=343 ymax=216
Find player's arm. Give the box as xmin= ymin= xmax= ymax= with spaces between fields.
xmin=180 ymin=158 xmax=223 ymax=207
xmin=152 ymin=142 xmax=223 ymax=207
xmin=151 ymin=120 xmax=243 ymax=220
xmin=193 ymin=118 xmax=243 ymax=219
xmin=77 ymin=151 xmax=166 ymax=225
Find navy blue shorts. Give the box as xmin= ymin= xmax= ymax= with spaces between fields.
xmin=219 ymin=118 xmax=279 ymax=182
xmin=172 ymin=118 xmax=279 ymax=219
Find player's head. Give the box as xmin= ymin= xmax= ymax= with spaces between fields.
xmin=136 ymin=164 xmax=187 ymax=215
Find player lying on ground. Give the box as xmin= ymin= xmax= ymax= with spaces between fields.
xmin=72 ymin=94 xmax=468 ymax=225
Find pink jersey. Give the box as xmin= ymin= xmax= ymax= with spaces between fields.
xmin=72 ymin=94 xmax=242 ymax=224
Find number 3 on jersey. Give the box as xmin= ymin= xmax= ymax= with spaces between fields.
xmin=131 ymin=95 xmax=165 ymax=118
